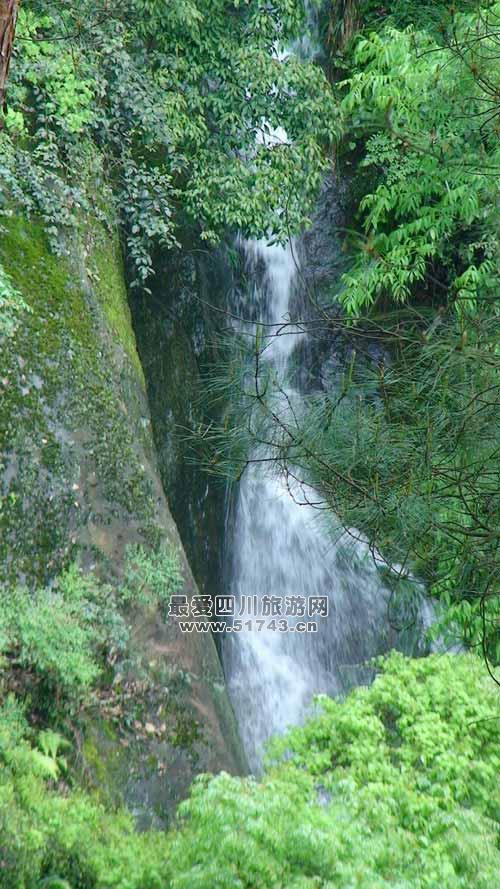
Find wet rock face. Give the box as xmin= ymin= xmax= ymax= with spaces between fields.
xmin=0 ymin=215 xmax=246 ymax=825
xmin=299 ymin=172 xmax=347 ymax=298
xmin=0 ymin=216 xmax=157 ymax=585
xmin=129 ymin=242 xmax=234 ymax=603
xmin=289 ymin=172 xmax=392 ymax=396
xmin=285 ymin=173 xmax=349 ymax=394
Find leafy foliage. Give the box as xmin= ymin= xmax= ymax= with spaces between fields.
xmin=167 ymin=654 xmax=500 ymax=888
xmin=1 ymin=0 xmax=336 ymax=286
xmin=120 ymin=543 xmax=184 ymax=612
xmin=286 ymin=315 xmax=499 ymax=661
xmin=0 ymin=577 xmax=104 ymax=699
xmin=0 ymin=545 xmax=183 ymax=710
xmin=334 ymin=4 xmax=499 ymax=314
xmin=308 ymin=3 xmax=500 ymax=659
xmin=0 ymin=261 xmax=32 ymax=338
xmin=0 ymin=693 xmax=171 ymax=888
xmin=0 ymin=654 xmax=498 ymax=886
xmin=351 ymin=0 xmax=480 ymax=34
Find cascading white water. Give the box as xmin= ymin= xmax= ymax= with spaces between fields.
xmin=222 ymin=239 xmax=424 ymax=771
xmin=221 ymin=6 xmax=430 ymax=772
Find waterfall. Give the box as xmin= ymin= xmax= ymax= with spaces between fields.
xmin=220 ymin=10 xmax=430 ymax=773
xmin=221 ymin=237 xmax=429 ymax=772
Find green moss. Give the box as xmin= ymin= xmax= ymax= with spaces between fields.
xmin=80 ymin=725 xmax=129 ymax=808
xmin=91 ymin=229 xmax=145 ymax=383
xmin=0 ymin=215 xmax=157 ymax=586
xmin=81 ymin=735 xmax=109 ymax=787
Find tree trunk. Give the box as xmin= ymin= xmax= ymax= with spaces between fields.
xmin=0 ymin=0 xmax=20 ymax=120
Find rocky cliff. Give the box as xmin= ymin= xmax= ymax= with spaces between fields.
xmin=0 ymin=213 xmax=246 ymax=825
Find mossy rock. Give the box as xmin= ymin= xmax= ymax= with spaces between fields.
xmin=0 ymin=215 xmax=156 ymax=583
xmin=0 ymin=214 xmax=246 ymax=824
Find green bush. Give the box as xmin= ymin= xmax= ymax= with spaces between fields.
xmin=0 ymin=545 xmax=184 ymax=710
xmin=169 ymin=653 xmax=500 ymax=889
xmin=335 ymin=4 xmax=499 ymax=315
xmin=0 ymin=693 xmax=170 ymax=888
xmin=0 ymin=653 xmax=498 ymax=887
xmin=1 ymin=0 xmax=336 ymax=286
xmin=0 ymin=577 xmax=105 ymax=701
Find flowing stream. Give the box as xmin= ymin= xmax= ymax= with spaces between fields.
xmin=222 ymin=237 xmax=429 ymax=772
xmin=220 ymin=9 xmax=430 ymax=773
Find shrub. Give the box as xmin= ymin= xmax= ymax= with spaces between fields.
xmin=0 ymin=545 xmax=184 ymax=711
xmin=1 ymin=653 xmax=498 ymax=887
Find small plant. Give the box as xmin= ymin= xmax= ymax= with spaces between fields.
xmin=0 ymin=545 xmax=182 ymax=715
xmin=32 ymin=730 xmax=70 ymax=780
xmin=0 ymin=583 xmax=102 ymax=702
xmin=0 ymin=262 xmax=32 ymax=338
xmin=120 ymin=543 xmax=184 ymax=612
